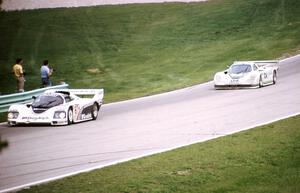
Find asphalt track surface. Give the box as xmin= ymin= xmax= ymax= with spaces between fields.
xmin=0 ymin=55 xmax=300 ymax=192
xmin=1 ymin=0 xmax=207 ymax=11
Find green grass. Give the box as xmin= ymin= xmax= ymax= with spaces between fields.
xmin=19 ymin=115 xmax=300 ymax=193
xmin=0 ymin=0 xmax=300 ymax=102
xmin=0 ymin=113 xmax=6 ymax=123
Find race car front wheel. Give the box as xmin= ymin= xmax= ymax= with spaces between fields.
xmin=259 ymin=76 xmax=263 ymax=88
xmin=273 ymin=71 xmax=277 ymax=84
xmin=92 ymin=103 xmax=99 ymax=120
xmin=67 ymin=108 xmax=73 ymax=125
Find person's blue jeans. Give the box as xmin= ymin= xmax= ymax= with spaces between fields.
xmin=42 ymin=77 xmax=51 ymax=87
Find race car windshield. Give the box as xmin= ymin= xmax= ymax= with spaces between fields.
xmin=32 ymin=95 xmax=64 ymax=108
xmin=229 ymin=64 xmax=252 ymax=74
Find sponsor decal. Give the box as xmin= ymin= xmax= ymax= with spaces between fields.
xmin=230 ymin=79 xmax=239 ymax=85
xmin=22 ymin=116 xmax=49 ymax=120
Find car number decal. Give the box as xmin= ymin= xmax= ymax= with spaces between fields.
xmin=74 ymin=104 xmax=80 ymax=120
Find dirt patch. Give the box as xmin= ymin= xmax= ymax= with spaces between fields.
xmin=87 ymin=68 xmax=101 ymax=74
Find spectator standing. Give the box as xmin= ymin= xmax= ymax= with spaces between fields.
xmin=41 ymin=60 xmax=53 ymax=87
xmin=12 ymin=58 xmax=25 ymax=92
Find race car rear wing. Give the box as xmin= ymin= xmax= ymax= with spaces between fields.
xmin=253 ymin=60 xmax=279 ymax=68
xmin=234 ymin=60 xmax=279 ymax=68
xmin=46 ymin=89 xmax=104 ymax=100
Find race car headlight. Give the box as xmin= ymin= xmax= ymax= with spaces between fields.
xmin=54 ymin=111 xmax=66 ymax=119
xmin=215 ymin=74 xmax=221 ymax=81
xmin=8 ymin=112 xmax=19 ymax=119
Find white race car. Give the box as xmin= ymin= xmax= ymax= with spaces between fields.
xmin=214 ymin=60 xmax=279 ymax=89
xmin=7 ymin=89 xmax=104 ymax=126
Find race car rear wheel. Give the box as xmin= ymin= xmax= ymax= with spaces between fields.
xmin=8 ymin=121 xmax=16 ymax=126
xmin=259 ymin=76 xmax=263 ymax=88
xmin=67 ymin=108 xmax=73 ymax=125
xmin=92 ymin=103 xmax=99 ymax=120
xmin=273 ymin=71 xmax=277 ymax=84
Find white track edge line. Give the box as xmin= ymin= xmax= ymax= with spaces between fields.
xmin=1 ymin=111 xmax=300 ymax=193
xmin=279 ymin=53 xmax=300 ymax=62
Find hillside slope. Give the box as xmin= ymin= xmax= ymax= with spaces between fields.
xmin=0 ymin=0 xmax=300 ymax=101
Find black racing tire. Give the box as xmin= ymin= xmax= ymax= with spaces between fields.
xmin=273 ymin=71 xmax=277 ymax=84
xmin=67 ymin=107 xmax=73 ymax=125
xmin=259 ymin=75 xmax=263 ymax=88
xmin=91 ymin=103 xmax=99 ymax=120
xmin=8 ymin=121 xmax=16 ymax=127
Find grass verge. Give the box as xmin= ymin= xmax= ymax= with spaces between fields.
xmin=0 ymin=0 xmax=300 ymax=103
xmin=19 ymin=115 xmax=300 ymax=193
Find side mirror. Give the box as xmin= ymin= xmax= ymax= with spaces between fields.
xmin=32 ymin=96 xmax=36 ymax=100
xmin=224 ymin=71 xmax=228 ymax=74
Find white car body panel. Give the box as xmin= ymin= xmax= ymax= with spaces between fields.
xmin=214 ymin=60 xmax=279 ymax=89
xmin=7 ymin=89 xmax=104 ymax=126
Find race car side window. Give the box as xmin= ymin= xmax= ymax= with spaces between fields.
xmin=245 ymin=65 xmax=251 ymax=72
xmin=65 ymin=95 xmax=73 ymax=103
xmin=253 ymin=64 xmax=258 ymax=71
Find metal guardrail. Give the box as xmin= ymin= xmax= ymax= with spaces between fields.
xmin=0 ymin=84 xmax=69 ymax=113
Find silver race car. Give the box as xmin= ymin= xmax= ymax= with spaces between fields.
xmin=7 ymin=89 xmax=104 ymax=126
xmin=214 ymin=60 xmax=279 ymax=89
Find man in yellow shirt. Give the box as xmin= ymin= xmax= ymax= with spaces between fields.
xmin=13 ymin=58 xmax=25 ymax=92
